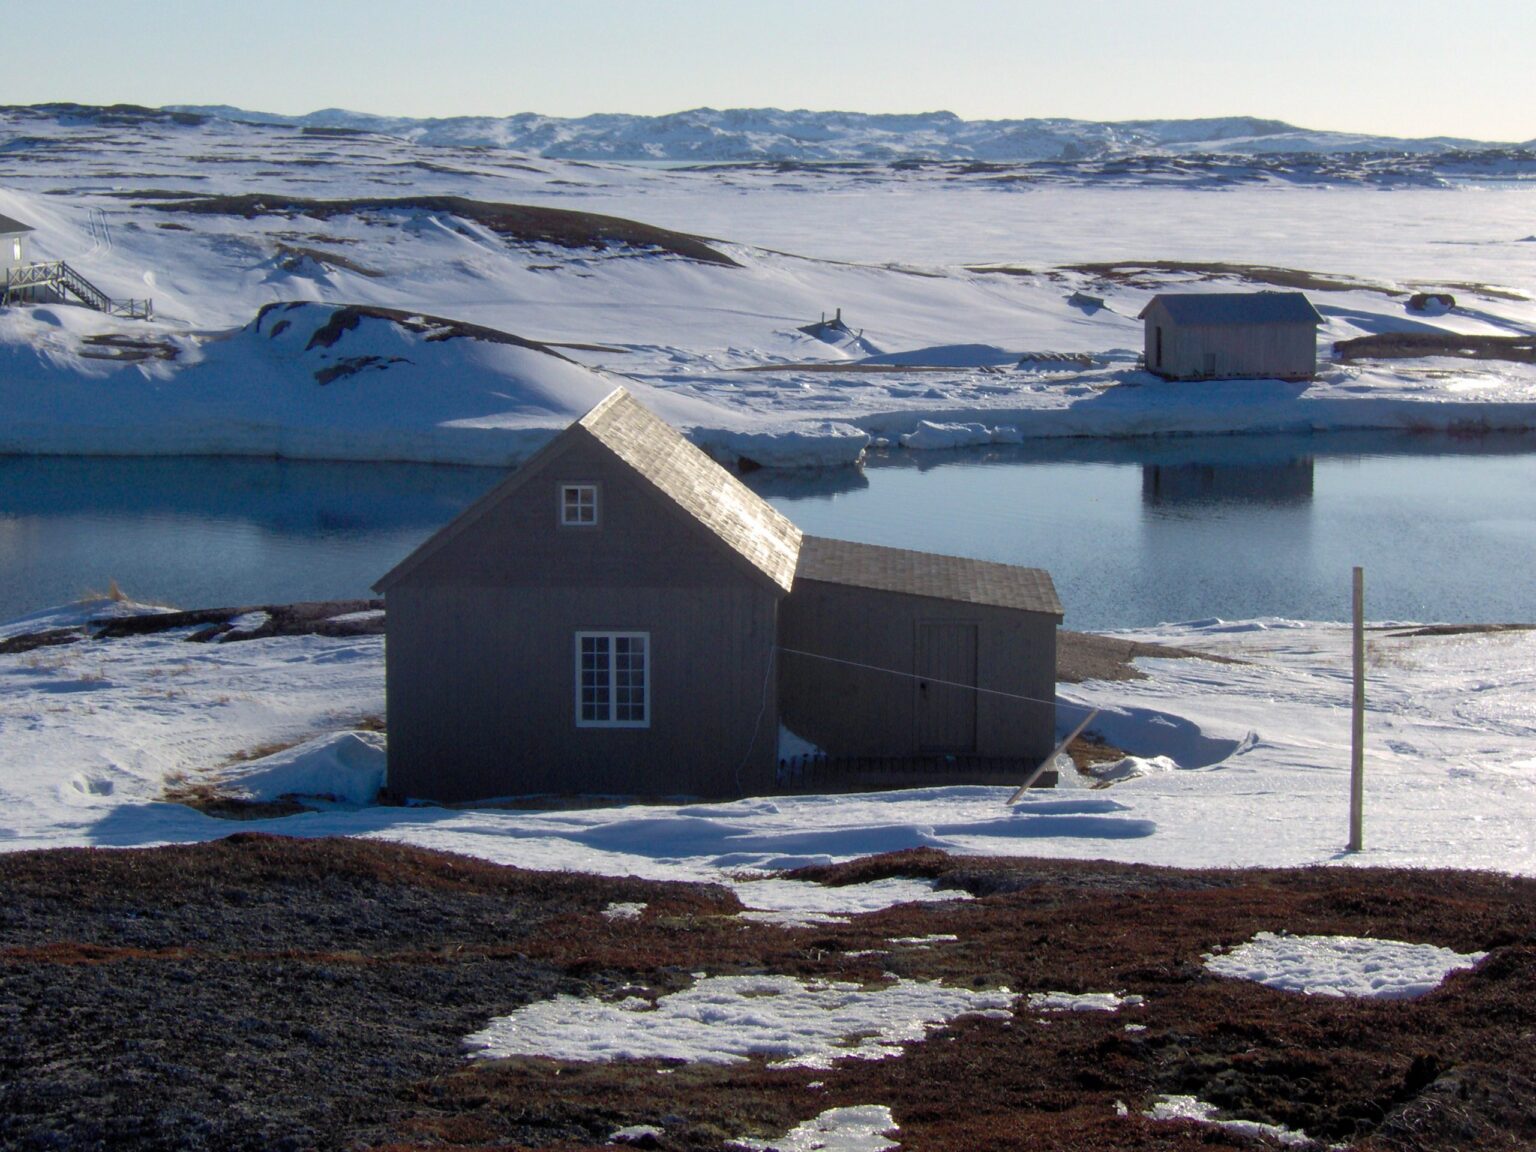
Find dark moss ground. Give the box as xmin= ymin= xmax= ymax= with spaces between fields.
xmin=2 ymin=837 xmax=1532 ymax=1151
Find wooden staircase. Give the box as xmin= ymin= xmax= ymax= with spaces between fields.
xmin=3 ymin=260 xmax=153 ymax=319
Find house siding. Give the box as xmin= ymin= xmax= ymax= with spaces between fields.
xmin=383 ymin=432 xmax=781 ymax=802
xmin=386 ymin=583 xmax=778 ymax=801
xmin=778 ymin=580 xmax=1057 ymax=765
xmin=1142 ymin=304 xmax=1319 ymax=381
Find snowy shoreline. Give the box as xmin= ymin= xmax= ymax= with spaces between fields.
xmin=3 ymin=600 xmax=1533 ymax=879
xmin=7 ymin=343 xmax=1536 ymax=471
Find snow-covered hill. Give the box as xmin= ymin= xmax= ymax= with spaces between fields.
xmin=160 ymin=103 xmax=1525 ymax=162
xmin=0 ymin=105 xmax=1533 ymax=468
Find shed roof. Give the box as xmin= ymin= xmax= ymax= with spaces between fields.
xmin=579 ymin=388 xmax=802 ymax=592
xmin=1138 ymin=291 xmax=1322 ymax=326
xmin=795 ymin=535 xmax=1063 ymax=618
xmin=0 ymin=213 xmax=34 ymax=236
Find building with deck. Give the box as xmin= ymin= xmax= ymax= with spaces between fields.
xmin=1 ymin=213 xmax=33 ymax=268
xmin=0 ymin=211 xmax=153 ymax=318
xmin=1139 ymin=291 xmax=1323 ymax=381
xmin=375 ymin=388 xmax=1062 ymax=802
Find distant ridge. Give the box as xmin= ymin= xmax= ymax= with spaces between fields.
xmin=160 ymin=104 xmax=1521 ymax=162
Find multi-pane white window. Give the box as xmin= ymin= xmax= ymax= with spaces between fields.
xmin=576 ymin=632 xmax=649 ymax=727
xmin=560 ymin=484 xmax=598 ymax=526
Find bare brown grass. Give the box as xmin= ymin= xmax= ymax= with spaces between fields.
xmin=1066 ymin=260 xmax=1396 ymax=295
xmin=5 ymin=832 xmax=1533 ymax=1150
xmin=1334 ymin=332 xmax=1536 ymax=364
xmin=143 ymin=194 xmax=740 ymax=267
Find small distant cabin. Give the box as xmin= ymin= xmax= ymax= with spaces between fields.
xmin=0 ymin=213 xmax=33 ymax=268
xmin=375 ymin=387 xmax=1063 ymax=803
xmin=1139 ymin=291 xmax=1323 ymax=381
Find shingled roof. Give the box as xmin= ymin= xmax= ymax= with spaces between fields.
xmin=1138 ymin=291 xmax=1322 ymax=326
xmin=0 ymin=213 xmax=33 ymax=235
xmin=374 ymin=387 xmax=803 ymax=594
xmin=579 ymin=388 xmax=802 ymax=592
xmin=795 ymin=535 xmax=1062 ymax=617
xmin=377 ymin=389 xmax=1063 ymax=614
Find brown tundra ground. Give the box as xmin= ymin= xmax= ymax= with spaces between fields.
xmin=1 ymin=835 xmax=1533 ymax=1152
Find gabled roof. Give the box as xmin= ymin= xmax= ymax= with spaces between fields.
xmin=1138 ymin=291 xmax=1322 ymax=326
xmin=0 ymin=213 xmax=33 ymax=236
xmin=796 ymin=535 xmax=1063 ymax=618
xmin=374 ymin=387 xmax=802 ymax=594
xmin=578 ymin=388 xmax=802 ymax=591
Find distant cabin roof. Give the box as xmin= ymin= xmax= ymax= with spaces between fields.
xmin=579 ymin=388 xmax=802 ymax=592
xmin=0 ymin=213 xmax=34 ymax=236
xmin=1138 ymin=291 xmax=1322 ymax=326
xmin=795 ymin=535 xmax=1063 ymax=618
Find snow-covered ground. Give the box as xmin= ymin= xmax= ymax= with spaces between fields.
xmin=4 ymin=602 xmax=1532 ymax=884
xmin=0 ymin=110 xmax=1532 ymax=468
xmin=2 ymin=109 xmax=1532 ymax=882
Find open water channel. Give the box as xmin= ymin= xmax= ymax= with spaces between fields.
xmin=1 ymin=430 xmax=1533 ymax=631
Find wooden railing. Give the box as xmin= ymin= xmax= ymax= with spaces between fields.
xmin=3 ymin=261 xmax=152 ymax=320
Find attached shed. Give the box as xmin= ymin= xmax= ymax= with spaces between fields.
xmin=779 ymin=536 xmax=1062 ymax=770
xmin=1139 ymin=291 xmax=1323 ymax=381
xmin=375 ymin=387 xmax=1063 ymax=803
xmin=0 ymin=213 xmax=34 ymax=268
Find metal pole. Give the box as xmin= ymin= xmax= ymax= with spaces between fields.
xmin=1348 ymin=566 xmax=1365 ymax=852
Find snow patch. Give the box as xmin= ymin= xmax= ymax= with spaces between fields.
xmin=898 ymin=421 xmax=993 ymax=450
xmin=601 ymin=902 xmax=647 ymax=921
xmin=692 ymin=422 xmax=870 ymax=469
xmin=1086 ymin=755 xmax=1180 ymax=785
xmin=463 ymin=974 xmax=1015 ymax=1067
xmin=1146 ymin=1095 xmax=1320 ymax=1148
xmin=733 ymin=877 xmax=969 ymax=927
xmin=1027 ymin=990 xmax=1145 ymax=1013
xmin=1204 ymin=932 xmax=1486 ymax=999
xmin=212 ymin=730 xmax=386 ymax=807
xmin=608 ymin=1124 xmax=664 ymax=1145
xmin=730 ymin=1105 xmax=899 ymax=1151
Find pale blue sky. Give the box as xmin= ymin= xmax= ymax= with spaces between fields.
xmin=5 ymin=0 xmax=1532 ymax=141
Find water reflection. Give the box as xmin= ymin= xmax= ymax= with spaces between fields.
xmin=737 ymin=465 xmax=870 ymax=501
xmin=0 ymin=456 xmax=496 ymax=530
xmin=0 ymin=456 xmax=499 ymax=618
xmin=760 ymin=431 xmax=1536 ymax=628
xmin=1 ymin=431 xmax=1533 ymax=629
xmin=1142 ymin=458 xmax=1314 ymax=506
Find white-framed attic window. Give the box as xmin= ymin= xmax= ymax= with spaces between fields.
xmin=560 ymin=483 xmax=599 ymax=526
xmin=576 ymin=631 xmax=649 ymax=728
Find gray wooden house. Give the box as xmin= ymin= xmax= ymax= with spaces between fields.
xmin=375 ymin=387 xmax=1062 ymax=803
xmin=1139 ymin=291 xmax=1323 ymax=381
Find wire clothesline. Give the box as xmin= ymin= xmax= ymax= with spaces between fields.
xmin=776 ymin=645 xmax=1096 ymax=716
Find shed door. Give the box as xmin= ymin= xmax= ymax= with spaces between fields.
xmin=917 ymin=622 xmax=977 ymax=753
